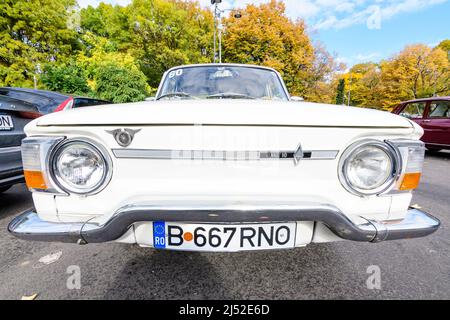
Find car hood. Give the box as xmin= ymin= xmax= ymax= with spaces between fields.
xmin=35 ymin=99 xmax=413 ymax=128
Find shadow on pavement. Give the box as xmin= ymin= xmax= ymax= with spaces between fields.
xmin=104 ymin=243 xmax=366 ymax=300
xmin=425 ymin=150 xmax=450 ymax=160
xmin=105 ymin=249 xmax=231 ymax=299
xmin=0 ymin=184 xmax=33 ymax=218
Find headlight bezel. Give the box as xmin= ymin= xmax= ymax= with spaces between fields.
xmin=50 ymin=138 xmax=113 ymax=195
xmin=338 ymin=139 xmax=402 ymax=196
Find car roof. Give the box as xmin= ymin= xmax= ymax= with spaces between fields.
xmin=0 ymin=95 xmax=40 ymax=113
xmin=0 ymin=87 xmax=111 ymax=113
xmin=165 ymin=63 xmax=279 ymax=73
xmin=1 ymin=87 xmax=69 ymax=99
xmin=0 ymin=87 xmax=103 ymax=100
xmin=401 ymin=96 xmax=450 ymax=104
xmin=0 ymin=87 xmax=68 ymax=113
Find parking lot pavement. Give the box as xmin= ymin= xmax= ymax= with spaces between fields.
xmin=0 ymin=152 xmax=449 ymax=300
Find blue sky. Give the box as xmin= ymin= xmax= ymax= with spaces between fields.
xmin=78 ymin=0 xmax=450 ymax=68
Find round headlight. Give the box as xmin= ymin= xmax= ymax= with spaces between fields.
xmin=51 ymin=140 xmax=111 ymax=194
xmin=339 ymin=141 xmax=399 ymax=196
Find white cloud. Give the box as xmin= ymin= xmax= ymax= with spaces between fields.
xmin=78 ymin=0 xmax=448 ymax=31
xmin=355 ymin=52 xmax=381 ymax=61
xmin=309 ymin=0 xmax=448 ymax=30
xmin=78 ymin=0 xmax=131 ymax=8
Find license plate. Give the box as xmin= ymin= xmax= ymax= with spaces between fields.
xmin=0 ymin=115 xmax=13 ymax=130
xmin=152 ymin=222 xmax=296 ymax=252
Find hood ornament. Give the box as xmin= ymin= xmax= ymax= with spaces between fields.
xmin=106 ymin=128 xmax=141 ymax=147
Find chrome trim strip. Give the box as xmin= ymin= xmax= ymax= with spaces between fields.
xmin=0 ymin=174 xmax=24 ymax=185
xmin=425 ymin=142 xmax=450 ymax=147
xmin=309 ymin=150 xmax=340 ymax=159
xmin=0 ymin=146 xmax=21 ymax=154
xmin=8 ymin=205 xmax=440 ymax=244
xmin=112 ymin=148 xmax=339 ymax=161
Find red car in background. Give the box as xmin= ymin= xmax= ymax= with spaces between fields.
xmin=393 ymin=97 xmax=450 ymax=151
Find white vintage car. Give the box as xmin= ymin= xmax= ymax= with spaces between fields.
xmin=9 ymin=63 xmax=440 ymax=252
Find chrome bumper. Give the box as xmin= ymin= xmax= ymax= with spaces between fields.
xmin=0 ymin=173 xmax=24 ymax=188
xmin=8 ymin=204 xmax=440 ymax=244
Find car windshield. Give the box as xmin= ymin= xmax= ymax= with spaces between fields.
xmin=158 ymin=66 xmax=289 ymax=101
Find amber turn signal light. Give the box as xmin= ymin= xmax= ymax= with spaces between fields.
xmin=399 ymin=173 xmax=421 ymax=191
xmin=24 ymin=170 xmax=47 ymax=190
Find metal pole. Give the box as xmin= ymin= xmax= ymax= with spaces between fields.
xmin=347 ymin=74 xmax=352 ymax=106
xmin=213 ymin=3 xmax=217 ymax=63
xmin=433 ymin=71 xmax=438 ymax=97
xmin=219 ymin=25 xmax=222 ymax=63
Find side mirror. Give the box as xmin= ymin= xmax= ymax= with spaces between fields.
xmin=290 ymin=96 xmax=304 ymax=102
xmin=145 ymin=97 xmax=156 ymax=101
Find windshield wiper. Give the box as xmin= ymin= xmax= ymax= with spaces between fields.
xmin=157 ymin=92 xmax=195 ymax=100
xmin=206 ymin=93 xmax=256 ymax=99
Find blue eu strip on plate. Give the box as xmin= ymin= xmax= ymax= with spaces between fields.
xmin=153 ymin=221 xmax=166 ymax=249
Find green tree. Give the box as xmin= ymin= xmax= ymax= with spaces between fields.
xmin=0 ymin=0 xmax=79 ymax=87
xmin=94 ymin=63 xmax=148 ymax=103
xmin=335 ymin=79 xmax=345 ymax=105
xmin=80 ymin=0 xmax=214 ymax=88
xmin=80 ymin=2 xmax=130 ymax=50
xmin=41 ymin=62 xmax=91 ymax=95
xmin=127 ymin=0 xmax=213 ymax=87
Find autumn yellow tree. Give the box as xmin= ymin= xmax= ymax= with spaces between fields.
xmin=223 ymin=0 xmax=334 ymax=97
xmin=438 ymin=39 xmax=450 ymax=59
xmin=335 ymin=44 xmax=450 ymax=110
xmin=376 ymin=44 xmax=450 ymax=108
xmin=340 ymin=63 xmax=383 ymax=108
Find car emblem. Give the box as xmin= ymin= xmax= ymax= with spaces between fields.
xmin=293 ymin=144 xmax=304 ymax=165
xmin=106 ymin=128 xmax=141 ymax=147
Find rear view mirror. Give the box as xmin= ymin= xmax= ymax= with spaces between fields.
xmin=291 ymin=96 xmax=304 ymax=102
xmin=210 ymin=69 xmax=233 ymax=79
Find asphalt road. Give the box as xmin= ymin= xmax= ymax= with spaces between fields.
xmin=0 ymin=152 xmax=449 ymax=300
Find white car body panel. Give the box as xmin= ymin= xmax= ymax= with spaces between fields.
xmin=35 ymin=99 xmax=414 ymax=129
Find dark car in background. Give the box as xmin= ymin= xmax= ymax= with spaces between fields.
xmin=0 ymin=96 xmax=32 ymax=192
xmin=0 ymin=88 xmax=110 ymax=115
xmin=0 ymin=88 xmax=111 ymax=193
xmin=393 ymin=96 xmax=450 ymax=151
